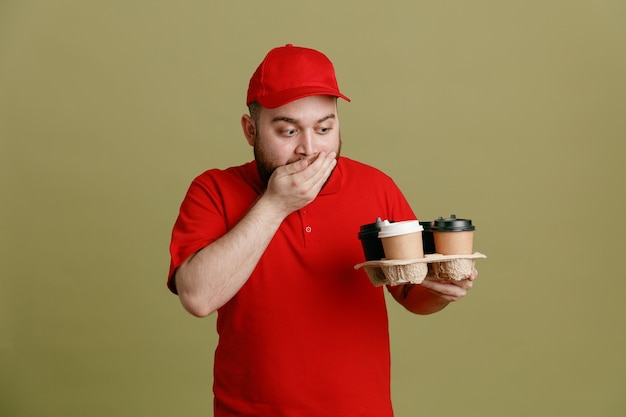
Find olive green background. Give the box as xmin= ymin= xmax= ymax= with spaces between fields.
xmin=1 ymin=1 xmax=625 ymax=416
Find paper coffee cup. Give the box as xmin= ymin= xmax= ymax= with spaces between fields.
xmin=419 ymin=221 xmax=436 ymax=254
xmin=378 ymin=220 xmax=424 ymax=260
xmin=431 ymin=214 xmax=475 ymax=255
xmin=358 ymin=217 xmax=391 ymax=261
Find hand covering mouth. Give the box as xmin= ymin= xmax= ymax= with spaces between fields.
xmin=301 ymin=154 xmax=320 ymax=166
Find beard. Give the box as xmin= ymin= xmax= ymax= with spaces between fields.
xmin=253 ymin=133 xmax=342 ymax=187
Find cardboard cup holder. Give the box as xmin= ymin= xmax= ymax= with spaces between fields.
xmin=354 ymin=253 xmax=487 ymax=287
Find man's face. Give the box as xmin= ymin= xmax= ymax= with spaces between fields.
xmin=251 ymin=95 xmax=342 ymax=185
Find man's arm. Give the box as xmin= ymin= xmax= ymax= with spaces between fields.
xmin=174 ymin=152 xmax=337 ymax=317
xmin=387 ymin=268 xmax=477 ymax=315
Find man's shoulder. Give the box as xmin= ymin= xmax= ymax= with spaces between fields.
xmin=194 ymin=161 xmax=256 ymax=182
xmin=195 ymin=161 xmax=253 ymax=178
xmin=191 ymin=161 xmax=259 ymax=188
xmin=338 ymin=157 xmax=394 ymax=182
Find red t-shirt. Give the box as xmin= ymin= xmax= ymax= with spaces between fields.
xmin=168 ymin=157 xmax=416 ymax=417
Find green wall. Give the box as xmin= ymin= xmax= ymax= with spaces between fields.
xmin=1 ymin=1 xmax=625 ymax=416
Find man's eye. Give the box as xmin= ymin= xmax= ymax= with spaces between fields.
xmin=284 ymin=129 xmax=297 ymax=136
xmin=317 ymin=127 xmax=330 ymax=134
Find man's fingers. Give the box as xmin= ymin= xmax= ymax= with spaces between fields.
xmin=309 ymin=152 xmax=337 ymax=189
xmin=279 ymin=151 xmax=336 ymax=182
xmin=278 ymin=158 xmax=310 ymax=176
xmin=420 ymin=278 xmax=471 ymax=302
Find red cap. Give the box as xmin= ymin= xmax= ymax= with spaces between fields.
xmin=246 ymin=44 xmax=350 ymax=108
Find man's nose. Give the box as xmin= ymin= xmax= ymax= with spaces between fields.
xmin=295 ymin=131 xmax=315 ymax=156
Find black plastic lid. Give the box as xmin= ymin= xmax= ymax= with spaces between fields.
xmin=358 ymin=217 xmax=385 ymax=238
xmin=419 ymin=220 xmax=434 ymax=231
xmin=431 ymin=214 xmax=475 ymax=232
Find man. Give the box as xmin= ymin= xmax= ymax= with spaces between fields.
xmin=168 ymin=44 xmax=477 ymax=417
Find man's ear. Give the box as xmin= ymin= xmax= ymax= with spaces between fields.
xmin=241 ymin=114 xmax=256 ymax=146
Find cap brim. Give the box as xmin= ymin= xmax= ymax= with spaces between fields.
xmin=255 ymin=86 xmax=350 ymax=109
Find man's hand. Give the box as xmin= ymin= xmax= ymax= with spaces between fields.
xmin=389 ymin=268 xmax=478 ymax=314
xmin=419 ymin=267 xmax=478 ymax=302
xmin=264 ymin=151 xmax=337 ymax=216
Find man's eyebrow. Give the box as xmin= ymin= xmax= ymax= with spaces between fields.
xmin=271 ymin=114 xmax=336 ymax=124
xmin=317 ymin=114 xmax=336 ymax=123
xmin=271 ymin=116 xmax=297 ymax=124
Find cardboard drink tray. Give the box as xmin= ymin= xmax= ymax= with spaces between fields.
xmin=354 ymin=252 xmax=487 ymax=287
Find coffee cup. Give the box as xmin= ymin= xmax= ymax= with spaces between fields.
xmin=431 ymin=214 xmax=475 ymax=255
xmin=358 ymin=217 xmax=391 ymax=261
xmin=378 ymin=220 xmax=424 ymax=260
xmin=419 ymin=221 xmax=436 ymax=254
